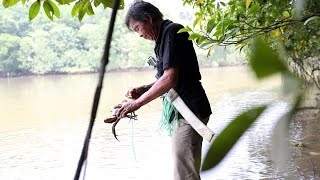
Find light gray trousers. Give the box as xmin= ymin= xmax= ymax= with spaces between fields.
xmin=171 ymin=116 xmax=210 ymax=180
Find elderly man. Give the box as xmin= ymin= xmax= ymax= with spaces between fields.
xmin=115 ymin=1 xmax=212 ymax=179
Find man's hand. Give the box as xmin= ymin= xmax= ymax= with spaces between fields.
xmin=125 ymin=86 xmax=147 ymax=99
xmin=116 ymin=100 xmax=141 ymax=118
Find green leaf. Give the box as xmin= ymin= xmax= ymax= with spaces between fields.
xmin=304 ymin=16 xmax=320 ymax=25
xmin=55 ymin=0 xmax=73 ymax=5
xmin=193 ymin=16 xmax=202 ymax=28
xmin=202 ymin=105 xmax=268 ymax=171
xmin=188 ymin=33 xmax=201 ymax=40
xmin=48 ymin=0 xmax=60 ymax=18
xmin=86 ymin=3 xmax=95 ymax=15
xmin=28 ymin=0 xmax=41 ymax=20
xmin=3 ymin=0 xmax=20 ymax=7
xmin=100 ymin=0 xmax=112 ymax=8
xmin=196 ymin=36 xmax=206 ymax=45
xmin=71 ymin=1 xmax=82 ymax=17
xmin=119 ymin=0 xmax=124 ymax=9
xmin=43 ymin=1 xmax=54 ymax=21
xmin=283 ymin=11 xmax=290 ymax=18
xmin=249 ymin=37 xmax=288 ymax=79
xmin=177 ymin=26 xmax=192 ymax=33
xmin=93 ymin=0 xmax=101 ymax=7
xmin=21 ymin=0 xmax=26 ymax=4
xmin=248 ymin=4 xmax=259 ymax=14
xmin=206 ymin=18 xmax=216 ymax=33
xmin=200 ymin=40 xmax=214 ymax=48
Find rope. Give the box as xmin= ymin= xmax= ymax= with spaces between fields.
xmin=73 ymin=0 xmax=121 ymax=179
xmin=131 ymin=116 xmax=137 ymax=161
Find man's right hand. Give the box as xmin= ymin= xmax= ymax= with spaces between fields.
xmin=125 ymin=86 xmax=146 ymax=99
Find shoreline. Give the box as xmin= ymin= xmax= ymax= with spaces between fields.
xmin=0 ymin=64 xmax=245 ymax=78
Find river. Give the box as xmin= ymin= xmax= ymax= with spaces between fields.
xmin=0 ymin=66 xmax=310 ymax=180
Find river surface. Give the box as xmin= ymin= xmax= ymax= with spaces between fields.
xmin=0 ymin=66 xmax=312 ymax=180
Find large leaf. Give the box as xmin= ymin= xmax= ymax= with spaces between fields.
xmin=271 ymin=94 xmax=303 ymax=168
xmin=28 ymin=0 xmax=41 ymax=20
xmin=202 ymin=105 xmax=268 ymax=171
xmin=249 ymin=37 xmax=288 ymax=79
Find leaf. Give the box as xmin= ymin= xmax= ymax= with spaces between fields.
xmin=271 ymin=93 xmax=302 ymax=168
xmin=249 ymin=37 xmax=288 ymax=79
xmin=200 ymin=40 xmax=214 ymax=49
xmin=21 ymin=0 xmax=26 ymax=4
xmin=93 ymin=0 xmax=101 ymax=7
xmin=55 ymin=0 xmax=73 ymax=5
xmin=71 ymin=2 xmax=82 ymax=17
xmin=202 ymin=105 xmax=268 ymax=171
xmin=48 ymin=0 xmax=60 ymax=18
xmin=86 ymin=3 xmax=95 ymax=16
xmin=188 ymin=33 xmax=201 ymax=41
xmin=248 ymin=4 xmax=259 ymax=14
xmin=100 ymin=0 xmax=112 ymax=8
xmin=206 ymin=18 xmax=216 ymax=33
xmin=283 ymin=11 xmax=290 ymax=18
xmin=304 ymin=16 xmax=320 ymax=25
xmin=196 ymin=36 xmax=206 ymax=45
xmin=177 ymin=26 xmax=192 ymax=33
xmin=2 ymin=0 xmax=20 ymax=8
xmin=246 ymin=0 xmax=252 ymax=9
xmin=119 ymin=0 xmax=124 ymax=9
xmin=43 ymin=1 xmax=54 ymax=21
xmin=78 ymin=7 xmax=86 ymax=22
xmin=193 ymin=16 xmax=202 ymax=28
xmin=29 ymin=0 xmax=41 ymax=20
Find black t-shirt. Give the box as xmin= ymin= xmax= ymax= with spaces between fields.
xmin=154 ymin=20 xmax=212 ymax=119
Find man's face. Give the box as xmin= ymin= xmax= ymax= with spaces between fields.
xmin=129 ymin=18 xmax=157 ymax=41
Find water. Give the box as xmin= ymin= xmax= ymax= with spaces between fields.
xmin=0 ymin=66 xmax=303 ymax=180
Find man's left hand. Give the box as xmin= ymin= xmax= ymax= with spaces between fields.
xmin=116 ymin=100 xmax=140 ymax=118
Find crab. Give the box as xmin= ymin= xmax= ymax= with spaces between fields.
xmin=104 ymin=106 xmax=137 ymax=141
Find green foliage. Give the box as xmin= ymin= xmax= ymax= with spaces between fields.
xmin=182 ymin=0 xmax=320 ymax=88
xmin=202 ymin=105 xmax=268 ymax=171
xmin=0 ymin=5 xmax=156 ymax=76
xmin=2 ymin=0 xmax=124 ymax=21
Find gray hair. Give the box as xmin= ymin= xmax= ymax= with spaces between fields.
xmin=125 ymin=0 xmax=163 ymax=30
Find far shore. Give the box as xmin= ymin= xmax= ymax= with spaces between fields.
xmin=0 ymin=64 xmax=246 ymax=78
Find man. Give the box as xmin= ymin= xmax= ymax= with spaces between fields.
xmin=115 ymin=1 xmax=212 ymax=179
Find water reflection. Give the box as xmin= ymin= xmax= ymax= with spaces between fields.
xmin=0 ymin=67 xmax=306 ymax=180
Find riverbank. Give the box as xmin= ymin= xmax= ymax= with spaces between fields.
xmin=0 ymin=64 xmax=231 ymax=78
xmin=289 ymin=109 xmax=320 ymax=179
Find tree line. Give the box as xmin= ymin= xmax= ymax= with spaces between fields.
xmin=0 ymin=2 xmax=244 ymax=77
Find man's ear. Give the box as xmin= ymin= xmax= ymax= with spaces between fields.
xmin=144 ymin=13 xmax=153 ymax=24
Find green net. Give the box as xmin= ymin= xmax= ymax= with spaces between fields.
xmin=159 ymin=93 xmax=179 ymax=136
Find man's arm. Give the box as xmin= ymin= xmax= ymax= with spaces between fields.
xmin=116 ymin=67 xmax=178 ymax=117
